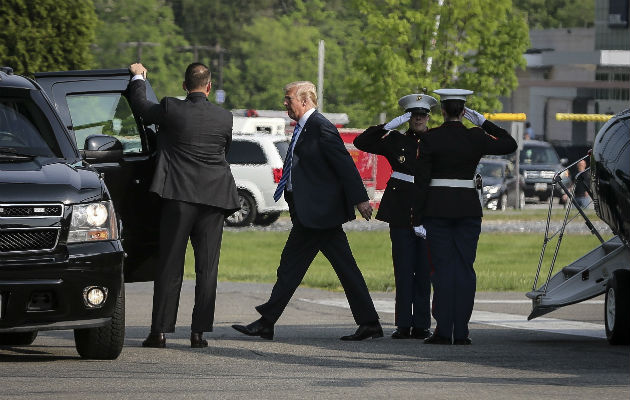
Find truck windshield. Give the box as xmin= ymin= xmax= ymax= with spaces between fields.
xmin=0 ymin=98 xmax=62 ymax=158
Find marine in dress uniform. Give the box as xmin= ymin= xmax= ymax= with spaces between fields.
xmin=354 ymin=93 xmax=438 ymax=339
xmin=416 ymin=89 xmax=517 ymax=345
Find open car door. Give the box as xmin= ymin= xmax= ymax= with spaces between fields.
xmin=34 ymin=69 xmax=160 ymax=282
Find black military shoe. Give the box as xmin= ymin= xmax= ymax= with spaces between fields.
xmin=423 ymin=333 xmax=452 ymax=345
xmin=190 ymin=332 xmax=208 ymax=348
xmin=411 ymin=328 xmax=432 ymax=339
xmin=453 ymin=337 xmax=472 ymax=345
xmin=391 ymin=327 xmax=412 ymax=339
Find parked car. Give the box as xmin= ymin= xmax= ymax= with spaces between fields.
xmin=225 ymin=134 xmax=289 ymax=226
xmin=516 ymin=140 xmax=571 ymax=202
xmin=0 ymin=68 xmax=163 ymax=359
xmin=476 ymin=158 xmax=525 ymax=211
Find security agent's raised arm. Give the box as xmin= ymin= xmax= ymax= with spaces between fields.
xmin=127 ymin=63 xmax=166 ymax=125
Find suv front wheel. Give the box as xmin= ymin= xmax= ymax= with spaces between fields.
xmin=226 ymin=190 xmax=257 ymax=227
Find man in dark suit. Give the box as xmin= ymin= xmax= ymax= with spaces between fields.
xmin=127 ymin=62 xmax=240 ymax=349
xmin=416 ymin=89 xmax=517 ymax=345
xmin=232 ymin=81 xmax=382 ymax=341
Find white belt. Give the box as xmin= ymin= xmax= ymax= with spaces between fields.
xmin=391 ymin=171 xmax=414 ymax=183
xmin=430 ymin=178 xmax=475 ymax=188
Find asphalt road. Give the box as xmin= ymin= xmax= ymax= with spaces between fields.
xmin=1 ymin=281 xmax=627 ymax=399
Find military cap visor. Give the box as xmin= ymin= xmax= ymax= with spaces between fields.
xmin=433 ymin=88 xmax=474 ymax=102
xmin=398 ymin=94 xmax=438 ymax=114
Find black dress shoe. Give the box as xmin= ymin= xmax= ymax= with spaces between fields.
xmin=453 ymin=337 xmax=472 ymax=345
xmin=423 ymin=333 xmax=452 ymax=345
xmin=190 ymin=332 xmax=208 ymax=348
xmin=232 ymin=318 xmax=274 ymax=340
xmin=411 ymin=328 xmax=432 ymax=339
xmin=340 ymin=322 xmax=384 ymax=341
xmin=142 ymin=332 xmax=166 ymax=348
xmin=391 ymin=327 xmax=411 ymax=339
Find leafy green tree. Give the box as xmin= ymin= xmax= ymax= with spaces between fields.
xmin=350 ymin=0 xmax=529 ymax=126
xmin=516 ymin=0 xmax=594 ymax=28
xmin=92 ymin=0 xmax=190 ymax=98
xmin=0 ymin=0 xmax=96 ymax=76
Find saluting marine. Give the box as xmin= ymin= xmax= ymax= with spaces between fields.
xmin=416 ymin=89 xmax=517 ymax=345
xmin=354 ymin=93 xmax=438 ymax=339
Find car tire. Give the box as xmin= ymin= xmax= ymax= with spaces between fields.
xmin=0 ymin=331 xmax=38 ymax=346
xmin=499 ymin=193 xmax=508 ymax=211
xmin=255 ymin=212 xmax=281 ymax=226
xmin=605 ymin=270 xmax=630 ymax=345
xmin=74 ymin=287 xmax=125 ymax=359
xmin=226 ymin=191 xmax=257 ymax=227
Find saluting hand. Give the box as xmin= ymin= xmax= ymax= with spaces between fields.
xmin=356 ymin=201 xmax=373 ymax=221
xmin=384 ymin=112 xmax=412 ymax=130
xmin=463 ymin=107 xmax=486 ymax=127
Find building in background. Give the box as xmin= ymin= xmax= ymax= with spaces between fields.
xmin=503 ymin=0 xmax=629 ymax=146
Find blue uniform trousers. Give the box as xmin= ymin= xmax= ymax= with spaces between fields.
xmin=389 ymin=227 xmax=431 ymax=329
xmin=423 ymin=217 xmax=481 ymax=340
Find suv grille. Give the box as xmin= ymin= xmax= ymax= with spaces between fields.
xmin=0 ymin=229 xmax=59 ymax=252
xmin=0 ymin=205 xmax=63 ymax=217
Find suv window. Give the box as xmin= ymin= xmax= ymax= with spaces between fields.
xmin=520 ymin=146 xmax=560 ymax=165
xmin=66 ymin=93 xmax=142 ymax=154
xmin=0 ymin=97 xmax=62 ymax=157
xmin=227 ymin=140 xmax=266 ymax=164
xmin=274 ymin=140 xmax=289 ymax=162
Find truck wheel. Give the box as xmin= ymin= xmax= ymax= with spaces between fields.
xmin=226 ymin=191 xmax=257 ymax=227
xmin=255 ymin=212 xmax=281 ymax=226
xmin=74 ymin=287 xmax=125 ymax=359
xmin=0 ymin=331 xmax=38 ymax=346
xmin=605 ymin=270 xmax=630 ymax=345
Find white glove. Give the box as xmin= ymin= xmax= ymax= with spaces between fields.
xmin=464 ymin=107 xmax=486 ymax=126
xmin=384 ymin=112 xmax=411 ymax=130
xmin=413 ymin=225 xmax=427 ymax=239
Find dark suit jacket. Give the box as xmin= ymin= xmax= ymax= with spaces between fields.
xmin=354 ymin=124 xmax=423 ymax=227
xmin=417 ymin=120 xmax=517 ymax=218
xmin=127 ymin=79 xmax=239 ymax=214
xmin=290 ymin=111 xmax=368 ymax=229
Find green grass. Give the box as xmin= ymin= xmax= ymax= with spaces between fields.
xmin=184 ymin=230 xmax=611 ymax=292
xmin=481 ymin=207 xmax=600 ymax=221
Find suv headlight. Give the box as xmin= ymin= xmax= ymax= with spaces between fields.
xmin=483 ymin=185 xmax=501 ymax=194
xmin=68 ymin=201 xmax=118 ymax=243
xmin=540 ymin=170 xmax=556 ymax=179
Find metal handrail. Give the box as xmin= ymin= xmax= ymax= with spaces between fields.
xmin=531 ymin=154 xmax=604 ymax=293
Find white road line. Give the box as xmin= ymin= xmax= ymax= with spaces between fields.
xmin=299 ymin=298 xmax=606 ymax=339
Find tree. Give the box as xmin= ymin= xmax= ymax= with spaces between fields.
xmin=350 ymin=0 xmax=529 ymax=126
xmin=0 ymin=0 xmax=97 ymax=76
xmin=515 ymin=0 xmax=594 ymax=29
xmin=92 ymin=0 xmax=190 ymax=98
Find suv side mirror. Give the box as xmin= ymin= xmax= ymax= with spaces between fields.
xmin=83 ymin=135 xmax=123 ymax=163
xmin=560 ymin=158 xmax=569 ymax=166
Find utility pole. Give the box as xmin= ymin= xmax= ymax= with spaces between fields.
xmin=121 ymin=42 xmax=159 ymax=62
xmin=317 ymin=40 xmax=325 ymax=112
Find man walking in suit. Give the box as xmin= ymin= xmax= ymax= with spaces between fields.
xmin=128 ymin=62 xmax=240 ymax=349
xmin=232 ymin=81 xmax=382 ymax=341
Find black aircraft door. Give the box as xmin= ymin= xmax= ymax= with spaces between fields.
xmin=35 ymin=70 xmax=160 ymax=282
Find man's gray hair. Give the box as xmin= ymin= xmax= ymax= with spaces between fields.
xmin=284 ymin=81 xmax=318 ymax=108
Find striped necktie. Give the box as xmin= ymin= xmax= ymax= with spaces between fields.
xmin=273 ymin=123 xmax=300 ymax=202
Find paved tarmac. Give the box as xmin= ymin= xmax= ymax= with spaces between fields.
xmin=1 ymin=281 xmax=628 ymax=399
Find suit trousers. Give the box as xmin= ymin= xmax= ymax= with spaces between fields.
xmin=423 ymin=217 xmax=481 ymax=340
xmin=389 ymin=227 xmax=431 ymax=329
xmin=256 ymin=193 xmax=379 ymax=325
xmin=151 ymin=198 xmax=225 ymax=333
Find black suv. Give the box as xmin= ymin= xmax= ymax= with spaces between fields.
xmin=517 ymin=140 xmax=571 ymax=202
xmin=0 ymin=68 xmax=160 ymax=359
